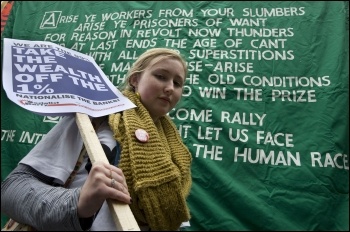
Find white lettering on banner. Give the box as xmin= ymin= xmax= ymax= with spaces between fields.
xmin=44 ymin=33 xmax=66 ymax=42
xmin=37 ymin=5 xmax=332 ymax=105
xmin=9 ymin=4 xmax=343 ymax=171
xmin=201 ymin=8 xmax=235 ymax=17
xmin=197 ymin=126 xmax=222 ymax=140
xmin=111 ymin=62 xmax=132 ymax=72
xmin=233 ymin=147 xmax=301 ymax=166
xmin=189 ymin=28 xmax=221 ymax=37
xmin=189 ymin=144 xmax=349 ymax=169
xmin=43 ymin=116 xmax=63 ymax=123
xmin=188 ymin=49 xmax=294 ymax=60
xmin=114 ymin=20 xmax=127 ymax=28
xmin=186 ymin=74 xmax=199 ymax=84
xmin=74 ymin=22 xmax=105 ymax=31
xmin=159 ymin=8 xmax=193 ymax=17
xmin=271 ymin=89 xmax=317 ymax=102
xmin=169 ymin=108 xmax=213 ymax=122
xmin=228 ymin=128 xmax=249 ymax=142
xmin=164 ymin=38 xmax=187 ymax=48
xmin=58 ymin=15 xmax=79 ymax=23
xmin=193 ymin=144 xmax=223 ymax=161
xmin=242 ymin=7 xmax=306 ymax=17
xmin=193 ymin=38 xmax=217 ymax=48
xmin=221 ymin=112 xmax=266 ymax=126
xmin=1 ymin=130 xmax=16 ymax=142
xmin=212 ymin=61 xmax=252 ymax=73
xmin=242 ymin=75 xmax=331 ymax=87
xmin=178 ymin=125 xmax=192 ymax=139
xmin=107 ymin=74 xmax=126 ymax=84
xmin=84 ymin=14 xmax=96 ymax=22
xmin=101 ymin=10 xmax=153 ymax=21
xmin=310 ymin=152 xmax=349 ymax=170
xmin=87 ymin=51 xmax=112 ymax=62
xmin=228 ymin=18 xmax=267 ymax=26
xmin=119 ymin=29 xmax=132 ymax=38
xmin=207 ymin=74 xmax=236 ymax=84
xmin=40 ymin=11 xmax=63 ymax=29
xmin=233 ymin=87 xmax=263 ymax=101
xmin=89 ymin=40 xmax=118 ymax=50
xmin=187 ymin=61 xmax=203 ymax=72
xmin=257 ymin=131 xmax=294 ymax=147
xmin=70 ymin=31 xmax=116 ymax=42
xmin=125 ymin=38 xmax=157 ymax=48
xmin=251 ymin=39 xmax=287 ymax=48
xmin=199 ymin=87 xmax=226 ymax=99
xmin=19 ymin=131 xmax=46 ymax=144
xmin=136 ymin=28 xmax=182 ymax=38
xmin=227 ymin=27 xmax=294 ymax=37
xmin=117 ymin=51 xmax=138 ymax=60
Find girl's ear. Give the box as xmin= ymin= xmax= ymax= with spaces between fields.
xmin=129 ymin=74 xmax=139 ymax=88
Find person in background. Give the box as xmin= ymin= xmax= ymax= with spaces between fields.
xmin=1 ymin=48 xmax=193 ymax=231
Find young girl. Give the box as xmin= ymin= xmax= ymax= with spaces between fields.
xmin=1 ymin=48 xmax=192 ymax=231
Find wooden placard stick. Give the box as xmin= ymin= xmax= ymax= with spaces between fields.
xmin=75 ymin=112 xmax=140 ymax=231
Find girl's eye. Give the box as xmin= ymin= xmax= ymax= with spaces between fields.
xmin=155 ymin=73 xmax=183 ymax=87
xmin=155 ymin=74 xmax=165 ymax=80
xmin=174 ymin=81 xmax=182 ymax=87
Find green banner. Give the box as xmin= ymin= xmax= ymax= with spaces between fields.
xmin=1 ymin=1 xmax=348 ymax=230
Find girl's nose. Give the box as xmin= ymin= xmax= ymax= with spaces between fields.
xmin=164 ymin=82 xmax=174 ymax=94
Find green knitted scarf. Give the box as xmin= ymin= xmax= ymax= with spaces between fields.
xmin=108 ymin=90 xmax=192 ymax=230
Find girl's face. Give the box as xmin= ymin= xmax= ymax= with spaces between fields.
xmin=131 ymin=57 xmax=185 ymax=122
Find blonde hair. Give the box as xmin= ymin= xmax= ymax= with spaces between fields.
xmin=118 ymin=48 xmax=187 ymax=91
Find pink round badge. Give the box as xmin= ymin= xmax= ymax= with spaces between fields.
xmin=135 ymin=129 xmax=149 ymax=143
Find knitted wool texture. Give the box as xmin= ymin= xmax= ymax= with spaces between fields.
xmin=108 ymin=90 xmax=192 ymax=230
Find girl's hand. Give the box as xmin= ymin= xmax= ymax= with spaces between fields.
xmin=77 ymin=161 xmax=131 ymax=218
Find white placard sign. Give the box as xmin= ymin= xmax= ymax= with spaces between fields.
xmin=2 ymin=38 xmax=136 ymax=117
